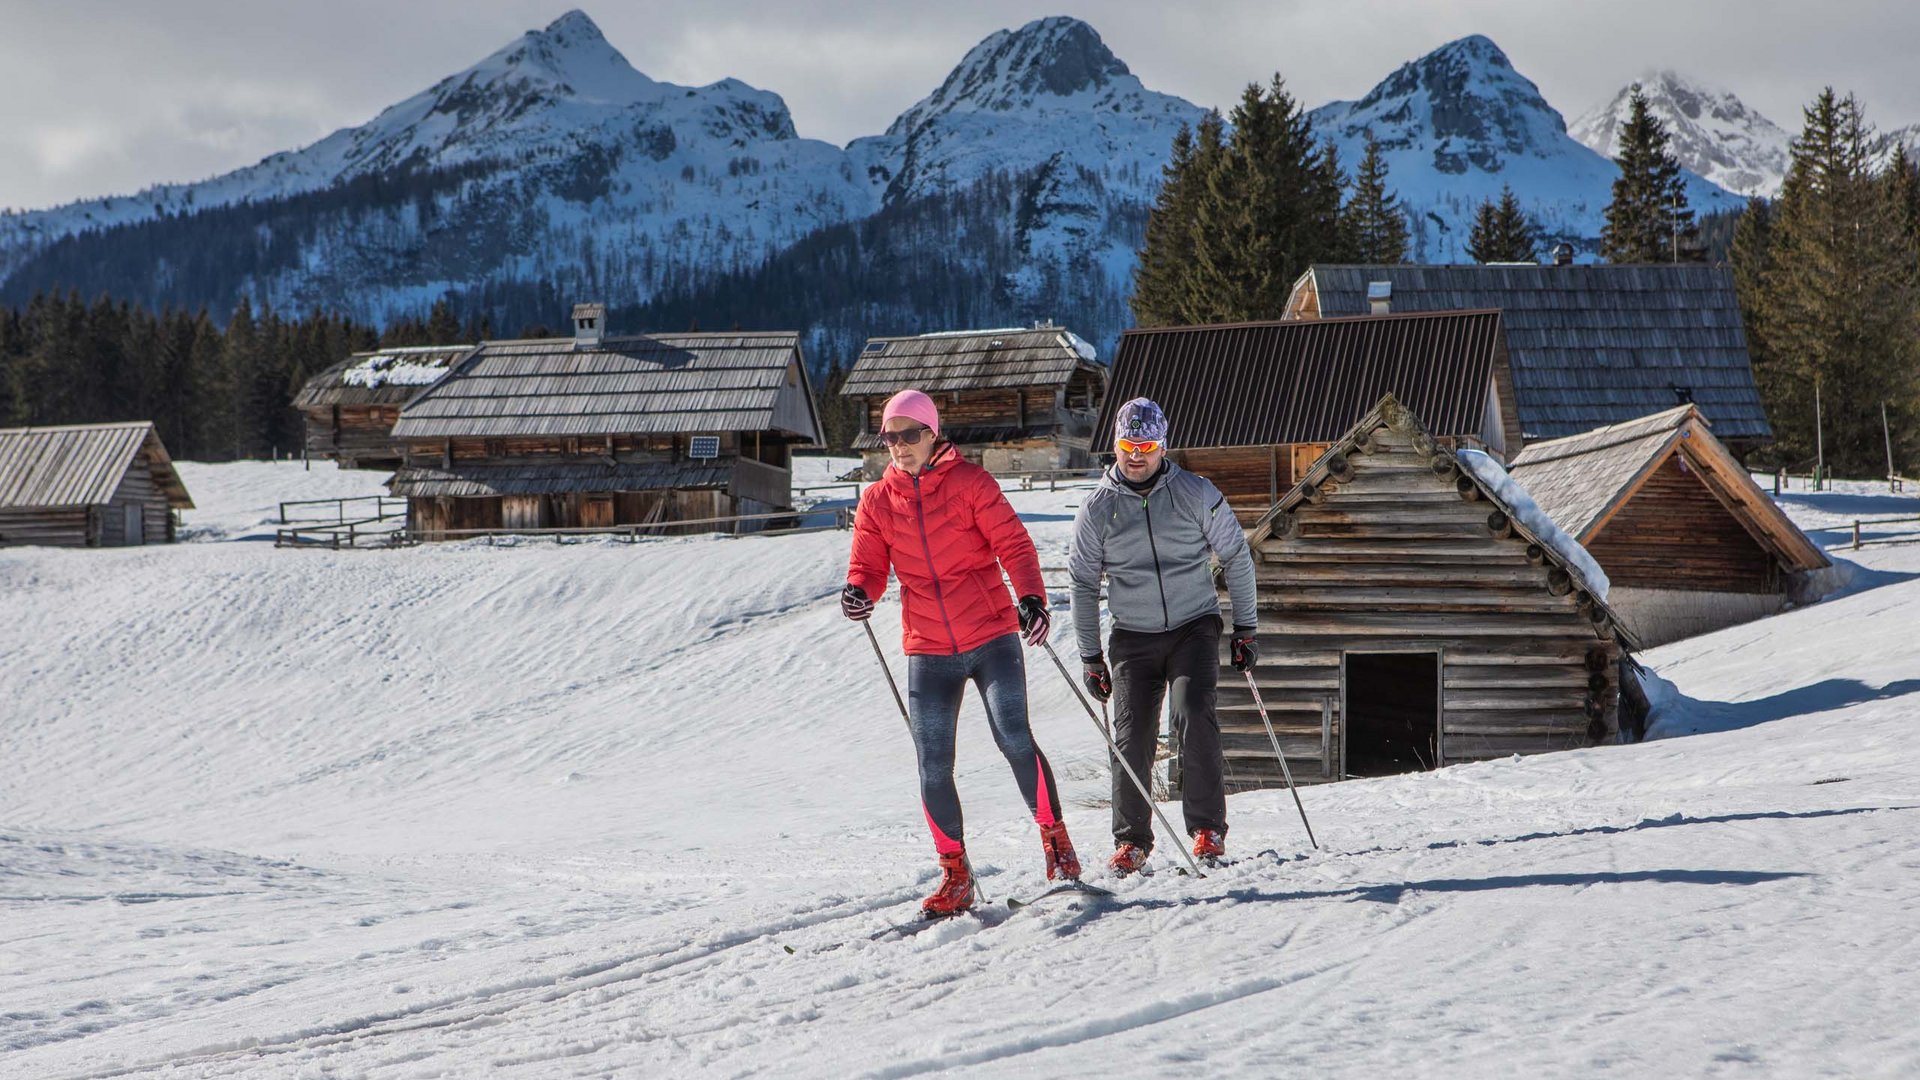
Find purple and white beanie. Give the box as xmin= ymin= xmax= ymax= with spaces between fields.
xmin=1114 ymin=397 xmax=1169 ymax=445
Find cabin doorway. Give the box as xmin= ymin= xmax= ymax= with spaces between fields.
xmin=1342 ymin=651 xmax=1441 ymax=777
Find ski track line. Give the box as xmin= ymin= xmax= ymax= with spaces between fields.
xmin=862 ymin=955 xmax=1364 ymax=1079
xmin=49 ymin=888 xmax=914 ymax=1080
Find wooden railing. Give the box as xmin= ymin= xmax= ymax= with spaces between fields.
xmin=414 ymin=506 xmax=852 ymax=544
xmin=278 ymin=494 xmax=408 ymax=526
xmin=1841 ymin=513 xmax=1920 ymax=550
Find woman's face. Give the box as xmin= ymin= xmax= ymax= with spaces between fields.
xmin=883 ymin=415 xmax=936 ymax=475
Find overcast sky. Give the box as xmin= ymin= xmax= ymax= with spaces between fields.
xmin=3 ymin=0 xmax=1917 ymax=212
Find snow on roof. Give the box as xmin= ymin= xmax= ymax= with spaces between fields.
xmin=1459 ymin=448 xmax=1611 ymax=601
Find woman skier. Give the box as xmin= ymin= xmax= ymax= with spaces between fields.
xmin=841 ymin=389 xmax=1081 ymax=917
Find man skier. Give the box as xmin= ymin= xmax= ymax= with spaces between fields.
xmin=1068 ymin=397 xmax=1260 ymax=873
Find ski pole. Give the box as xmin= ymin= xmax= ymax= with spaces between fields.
xmin=861 ymin=620 xmax=987 ymax=902
xmin=1040 ymin=639 xmax=1205 ymax=878
xmin=1241 ymin=669 xmax=1320 ymax=850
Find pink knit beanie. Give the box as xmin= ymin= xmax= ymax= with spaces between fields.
xmin=880 ymin=389 xmax=941 ymax=437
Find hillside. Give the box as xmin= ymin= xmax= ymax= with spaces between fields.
xmin=2 ymin=463 xmax=1918 ymax=1076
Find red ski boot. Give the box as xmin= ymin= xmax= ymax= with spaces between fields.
xmin=1039 ymin=821 xmax=1081 ymax=881
xmin=1108 ymin=843 xmax=1150 ymax=877
xmin=921 ymin=850 xmax=975 ymax=918
xmin=1191 ymin=828 xmax=1226 ymax=865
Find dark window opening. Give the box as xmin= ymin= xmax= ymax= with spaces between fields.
xmin=1345 ymin=652 xmax=1440 ymax=777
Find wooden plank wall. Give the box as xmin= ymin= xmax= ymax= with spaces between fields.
xmin=1176 ymin=446 xmax=1292 ymax=525
xmin=305 ymin=406 xmax=405 ymax=467
xmin=1224 ymin=425 xmax=1619 ymax=788
xmin=1586 ymin=454 xmax=1779 ymax=593
xmin=0 ymin=508 xmax=90 ymax=547
xmin=102 ymin=452 xmax=173 ymax=545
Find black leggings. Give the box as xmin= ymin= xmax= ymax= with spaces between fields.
xmin=906 ymin=632 xmax=1063 ymax=853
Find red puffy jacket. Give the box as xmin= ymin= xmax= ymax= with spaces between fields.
xmin=848 ymin=447 xmax=1046 ymax=655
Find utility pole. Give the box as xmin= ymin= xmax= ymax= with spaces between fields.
xmin=1884 ymin=400 xmax=1897 ymax=492
xmin=1815 ymin=376 xmax=1825 ymax=491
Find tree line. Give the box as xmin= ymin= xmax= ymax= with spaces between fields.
xmin=0 ymin=295 xmax=509 ymax=460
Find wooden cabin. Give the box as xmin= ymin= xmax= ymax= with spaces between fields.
xmin=1508 ymin=405 xmax=1829 ymax=648
xmin=1285 ymin=264 xmax=1774 ymax=453
xmin=1094 ymin=310 xmax=1521 ymax=524
xmin=1208 ymin=395 xmax=1633 ymax=792
xmin=0 ymin=422 xmax=193 ymax=547
xmin=388 ymin=307 xmax=821 ymax=540
xmin=293 ymin=345 xmax=476 ymax=469
xmin=841 ymin=326 xmax=1106 ymax=477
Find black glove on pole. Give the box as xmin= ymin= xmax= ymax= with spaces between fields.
xmin=841 ymin=583 xmax=874 ymax=621
xmin=1230 ymin=627 xmax=1259 ymax=672
xmin=1081 ymin=656 xmax=1112 ymax=702
xmin=1016 ymin=594 xmax=1051 ymax=647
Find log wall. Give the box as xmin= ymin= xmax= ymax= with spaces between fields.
xmin=304 ymin=405 xmax=406 ymax=468
xmin=1586 ymin=453 xmax=1779 ymax=594
xmin=1221 ymin=426 xmax=1620 ymax=789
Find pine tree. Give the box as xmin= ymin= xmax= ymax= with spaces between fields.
xmin=1131 ymin=120 xmax=1201 ymax=328
xmin=1179 ymin=75 xmax=1345 ymax=323
xmin=1600 ymin=85 xmax=1701 ymax=263
xmin=1466 ymin=186 xmax=1542 ymax=263
xmin=1341 ymin=136 xmax=1409 ymax=264
xmin=1745 ymin=89 xmax=1920 ymax=475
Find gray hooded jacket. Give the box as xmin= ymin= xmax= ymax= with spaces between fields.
xmin=1069 ymin=461 xmax=1258 ymax=660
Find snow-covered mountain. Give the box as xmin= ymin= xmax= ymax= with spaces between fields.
xmin=1309 ymin=36 xmax=1743 ymax=263
xmin=0 ymin=17 xmax=1758 ymax=347
xmin=0 ymin=10 xmax=876 ymax=319
xmin=1571 ymin=71 xmax=1793 ymax=198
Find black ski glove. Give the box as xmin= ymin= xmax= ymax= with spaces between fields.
xmin=1230 ymin=627 xmax=1259 ymax=672
xmin=1016 ymin=595 xmax=1050 ymax=647
xmin=1082 ymin=655 xmax=1112 ymax=702
xmin=841 ymin=583 xmax=874 ymax=621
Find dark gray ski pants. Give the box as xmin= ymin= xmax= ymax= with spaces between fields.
xmin=1109 ymin=615 xmax=1226 ymax=849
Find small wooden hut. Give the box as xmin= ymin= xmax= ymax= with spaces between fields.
xmin=840 ymin=326 xmax=1106 ymax=477
xmin=293 ymin=345 xmax=476 ymax=469
xmin=0 ymin=422 xmax=193 ymax=547
xmin=1217 ymin=395 xmax=1632 ymax=790
xmin=1094 ymin=310 xmax=1521 ymax=524
xmin=389 ymin=308 xmax=821 ymax=540
xmin=1507 ymin=405 xmax=1829 ymax=647
xmin=1285 ymin=264 xmax=1774 ymax=452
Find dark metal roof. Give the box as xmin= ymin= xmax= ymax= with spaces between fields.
xmin=0 ymin=422 xmax=193 ymax=510
xmin=391 ymin=333 xmax=821 ymax=442
xmin=389 ymin=460 xmax=733 ymax=498
xmin=293 ymin=346 xmax=477 ymax=409
xmin=1093 ymin=310 xmax=1506 ymax=450
xmin=1297 ymin=264 xmax=1771 ymax=443
xmin=841 ymin=328 xmax=1102 ymax=395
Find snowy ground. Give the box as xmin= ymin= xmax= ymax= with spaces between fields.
xmin=3 ymin=459 xmax=1918 ymax=1078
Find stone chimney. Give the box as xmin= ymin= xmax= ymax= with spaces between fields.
xmin=1550 ymin=243 xmax=1575 ymax=267
xmin=1367 ymin=281 xmax=1392 ymax=316
xmin=571 ymin=302 xmax=606 ymax=349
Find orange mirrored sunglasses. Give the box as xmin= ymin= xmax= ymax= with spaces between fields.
xmin=1116 ymin=438 xmax=1161 ymax=456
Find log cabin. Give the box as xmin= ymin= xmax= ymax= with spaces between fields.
xmin=293 ymin=345 xmax=476 ymax=469
xmin=1285 ymin=264 xmax=1774 ymax=454
xmin=1093 ymin=310 xmax=1521 ymax=524
xmin=388 ymin=305 xmax=821 ymax=540
xmin=0 ymin=422 xmax=193 ymax=547
xmin=1208 ymin=394 xmax=1633 ymax=792
xmin=841 ymin=326 xmax=1106 ymax=477
xmin=1507 ymin=404 xmax=1829 ymax=647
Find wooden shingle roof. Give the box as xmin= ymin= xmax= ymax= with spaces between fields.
xmin=1092 ymin=310 xmax=1512 ymax=450
xmin=293 ymin=346 xmax=477 ymax=409
xmin=1508 ymin=404 xmax=1827 ymax=572
xmin=840 ymin=328 xmax=1101 ymax=395
xmin=0 ymin=422 xmax=192 ymax=510
xmin=391 ymin=333 xmax=821 ymax=443
xmin=1294 ymin=264 xmax=1772 ymax=443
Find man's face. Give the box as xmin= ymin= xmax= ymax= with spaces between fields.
xmin=1115 ymin=436 xmax=1164 ymax=482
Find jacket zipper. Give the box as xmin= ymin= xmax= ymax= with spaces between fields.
xmin=912 ymin=469 xmax=962 ymax=654
xmin=1141 ymin=489 xmax=1171 ymax=630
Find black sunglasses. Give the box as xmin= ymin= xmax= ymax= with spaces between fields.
xmin=879 ymin=426 xmax=930 ymax=447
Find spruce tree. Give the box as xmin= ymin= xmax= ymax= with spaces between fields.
xmin=1179 ymin=75 xmax=1345 ymax=323
xmin=1131 ymin=118 xmax=1206 ymax=328
xmin=1600 ymin=85 xmax=1700 ymax=263
xmin=1466 ymin=186 xmax=1542 ymax=263
xmin=1342 ymin=135 xmax=1409 ymax=264
xmin=1747 ymin=89 xmax=1919 ymax=475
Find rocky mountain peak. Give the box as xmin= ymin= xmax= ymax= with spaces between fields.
xmin=886 ymin=16 xmax=1130 ymax=137
xmin=1322 ymin=34 xmax=1569 ymax=170
xmin=1570 ymin=71 xmax=1791 ymax=197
